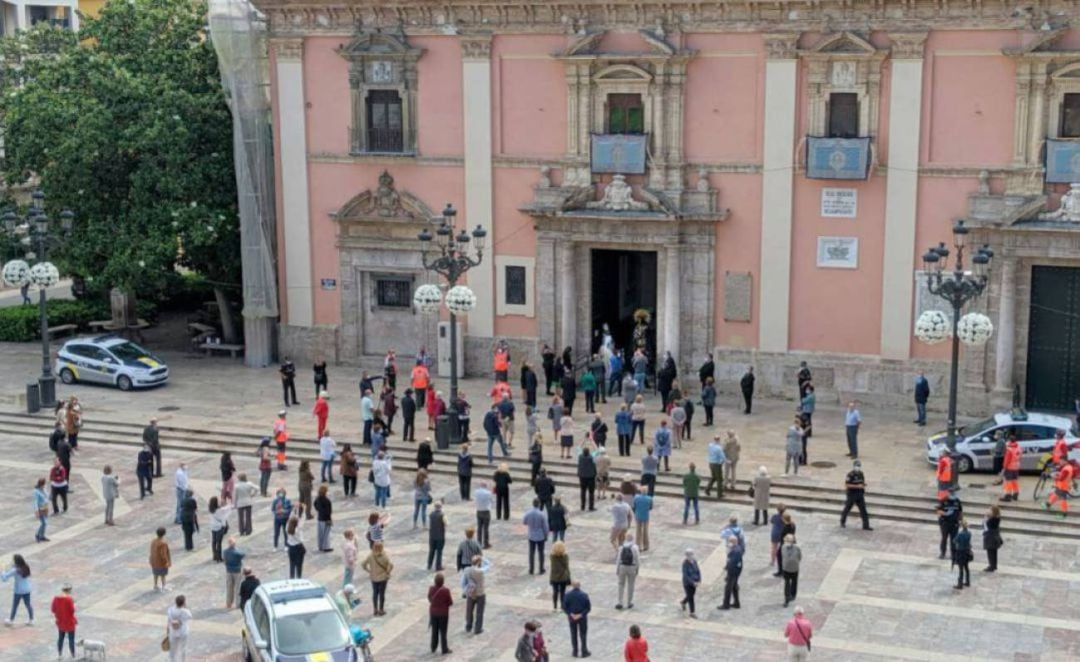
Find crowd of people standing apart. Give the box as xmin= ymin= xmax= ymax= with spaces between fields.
xmin=10 ymin=343 xmax=1016 ymax=661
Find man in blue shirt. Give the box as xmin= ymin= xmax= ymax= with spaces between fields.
xmin=370 ymin=422 xmax=386 ymax=457
xmin=608 ymin=351 xmax=624 ymax=397
xmin=483 ymin=405 xmax=508 ymax=464
xmin=563 ymin=581 xmax=592 ymax=658
xmin=705 ymin=436 xmax=727 ymax=498
xmin=474 ymin=482 xmax=494 ymax=549
xmin=632 ymin=488 xmax=653 ymax=552
xmin=523 ymin=499 xmax=549 ymax=575
xmin=845 ymin=401 xmax=862 ymax=459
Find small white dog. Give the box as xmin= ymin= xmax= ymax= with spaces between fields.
xmin=77 ymin=638 xmax=107 ymax=660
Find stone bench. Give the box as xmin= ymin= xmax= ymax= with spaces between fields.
xmin=46 ymin=324 xmax=78 ymax=339
xmin=200 ymin=342 xmax=244 ymax=358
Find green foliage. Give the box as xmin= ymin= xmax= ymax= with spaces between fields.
xmin=0 ymin=300 xmax=107 ymax=341
xmin=0 ymin=0 xmax=240 ymax=297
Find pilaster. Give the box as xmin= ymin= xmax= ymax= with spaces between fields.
xmin=663 ymin=244 xmax=682 ymax=366
xmin=461 ymin=34 xmax=495 ymax=338
xmin=993 ymin=257 xmax=1018 ymax=393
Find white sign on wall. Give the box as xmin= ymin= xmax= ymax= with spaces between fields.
xmin=821 ymin=188 xmax=858 ymax=218
xmin=817 ymin=237 xmax=859 ymax=269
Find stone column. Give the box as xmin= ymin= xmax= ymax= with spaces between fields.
xmin=272 ymin=37 xmax=314 ymax=328
xmin=461 ymin=35 xmax=494 ymax=338
xmin=879 ymin=33 xmax=928 ymax=360
xmin=994 ymin=257 xmax=1017 ymax=393
xmin=559 ymin=240 xmax=577 ymax=352
xmin=663 ymin=244 xmax=682 ymax=365
xmin=757 ymin=34 xmax=799 ymax=353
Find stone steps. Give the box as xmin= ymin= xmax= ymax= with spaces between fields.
xmin=3 ymin=411 xmax=1076 ymax=540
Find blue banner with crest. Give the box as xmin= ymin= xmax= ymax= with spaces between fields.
xmin=591 ymin=134 xmax=648 ymax=174
xmin=806 ymin=137 xmax=871 ymax=180
xmin=1046 ymin=139 xmax=1080 ymax=184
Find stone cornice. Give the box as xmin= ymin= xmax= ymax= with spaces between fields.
xmin=251 ymin=0 xmax=1070 ymax=36
xmin=460 ymin=33 xmax=493 ymax=60
xmin=763 ymin=33 xmax=800 ymax=60
xmin=269 ymin=37 xmax=304 ymax=60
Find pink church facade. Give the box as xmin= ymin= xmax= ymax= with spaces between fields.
xmin=254 ymin=0 xmax=1080 ymax=413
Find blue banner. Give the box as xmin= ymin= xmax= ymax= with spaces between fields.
xmin=591 ymin=134 xmax=647 ymax=174
xmin=1046 ymin=139 xmax=1080 ymax=184
xmin=806 ymin=137 xmax=871 ymax=180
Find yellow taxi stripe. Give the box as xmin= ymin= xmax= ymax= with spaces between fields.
xmin=307 ymin=653 xmax=331 ymax=662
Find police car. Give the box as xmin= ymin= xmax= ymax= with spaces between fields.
xmin=241 ymin=579 xmax=361 ymax=662
xmin=925 ymin=410 xmax=1080 ymax=473
xmin=53 ymin=336 xmax=169 ymax=391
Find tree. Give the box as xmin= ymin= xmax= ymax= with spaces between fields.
xmin=0 ymin=0 xmax=242 ymax=340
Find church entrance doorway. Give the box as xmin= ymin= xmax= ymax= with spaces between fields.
xmin=590 ymin=249 xmax=657 ymax=361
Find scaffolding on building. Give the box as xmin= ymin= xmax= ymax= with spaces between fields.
xmin=208 ymin=0 xmax=279 ymax=367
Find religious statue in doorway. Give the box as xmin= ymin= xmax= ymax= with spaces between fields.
xmin=632 ymin=308 xmax=651 ymax=353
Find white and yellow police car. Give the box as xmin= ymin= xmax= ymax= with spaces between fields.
xmin=53 ymin=336 xmax=169 ymax=391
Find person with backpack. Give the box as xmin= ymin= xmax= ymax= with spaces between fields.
xmin=680 ymin=549 xmax=701 ymax=618
xmin=720 ymin=515 xmax=747 ymax=554
xmin=784 ymin=606 xmax=813 ymax=660
xmin=463 ymin=553 xmax=488 ymax=635
xmin=615 ymin=534 xmax=640 ymax=611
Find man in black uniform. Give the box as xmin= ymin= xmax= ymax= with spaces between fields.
xmin=280 ymin=357 xmax=299 ymax=407
xmin=840 ymin=460 xmax=873 ymax=530
xmin=936 ymin=492 xmax=963 ymax=560
xmin=740 ymin=367 xmax=755 ymax=415
xmin=797 ymin=361 xmax=813 ymax=400
xmin=541 ymin=344 xmax=556 ymax=396
xmin=143 ymin=417 xmax=162 ymax=477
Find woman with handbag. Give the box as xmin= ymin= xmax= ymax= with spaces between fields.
xmin=362 ymin=541 xmax=394 ymax=617
xmin=783 ymin=606 xmax=813 ymax=661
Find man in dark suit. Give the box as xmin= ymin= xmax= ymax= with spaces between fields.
xmin=563 ymin=581 xmax=592 ymax=658
xmin=740 ymin=367 xmax=755 ymax=415
xmin=914 ymin=372 xmax=930 ymax=426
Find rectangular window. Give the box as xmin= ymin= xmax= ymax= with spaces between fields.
xmin=1062 ymin=93 xmax=1080 ymax=138
xmin=607 ymin=93 xmax=644 ymax=135
xmin=375 ymin=279 xmax=411 ymax=308
xmin=504 ymin=266 xmax=527 ymax=305
xmin=827 ymin=92 xmax=859 ymax=138
xmin=366 ymin=90 xmax=403 ymax=152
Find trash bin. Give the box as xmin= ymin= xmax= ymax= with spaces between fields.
xmin=435 ymin=413 xmax=462 ymax=450
xmin=26 ymin=382 xmax=40 ymax=414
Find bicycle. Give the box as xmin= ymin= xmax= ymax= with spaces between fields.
xmin=1033 ymin=456 xmax=1080 ymax=501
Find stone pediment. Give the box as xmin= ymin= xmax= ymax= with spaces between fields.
xmin=803 ymin=31 xmax=879 ymax=56
xmin=339 ymin=30 xmax=416 ymax=57
xmin=1003 ymin=28 xmax=1080 ymax=59
xmin=558 ymin=29 xmax=688 ymax=59
xmin=332 ymin=171 xmax=436 ymax=223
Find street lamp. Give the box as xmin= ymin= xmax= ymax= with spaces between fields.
xmin=415 ymin=203 xmax=486 ymax=447
xmin=1 ymin=190 xmax=75 ymax=408
xmin=921 ymin=219 xmax=994 ymax=452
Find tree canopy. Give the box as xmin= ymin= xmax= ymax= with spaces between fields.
xmin=0 ymin=0 xmax=240 ymax=297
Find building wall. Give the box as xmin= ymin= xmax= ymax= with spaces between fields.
xmin=262 ymin=2 xmax=1080 ymax=410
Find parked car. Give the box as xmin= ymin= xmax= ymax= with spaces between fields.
xmin=925 ymin=410 xmax=1080 ymax=473
xmin=241 ymin=579 xmax=361 ymax=662
xmin=53 ymin=336 xmax=168 ymax=391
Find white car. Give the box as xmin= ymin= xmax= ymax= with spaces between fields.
xmin=53 ymin=336 xmax=169 ymax=391
xmin=925 ymin=410 xmax=1080 ymax=473
xmin=241 ymin=579 xmax=360 ymax=662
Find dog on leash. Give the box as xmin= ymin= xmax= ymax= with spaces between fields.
xmin=77 ymin=638 xmax=107 ymax=660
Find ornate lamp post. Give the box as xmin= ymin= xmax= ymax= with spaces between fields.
xmin=921 ymin=220 xmax=994 ymax=451
xmin=415 ymin=203 xmax=486 ymax=446
xmin=1 ymin=190 xmax=75 ymax=408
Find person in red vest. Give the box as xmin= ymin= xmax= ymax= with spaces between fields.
xmin=1044 ymin=461 xmax=1076 ymax=519
xmin=936 ymin=454 xmax=954 ymax=501
xmin=273 ymin=411 xmax=289 ymax=470
xmin=999 ymin=437 xmax=1021 ymax=502
xmin=411 ymin=361 xmax=430 ymax=410
xmin=313 ymin=392 xmax=330 ymax=438
xmin=494 ymin=343 xmax=510 ymax=382
xmin=1051 ymin=430 xmax=1074 ymax=466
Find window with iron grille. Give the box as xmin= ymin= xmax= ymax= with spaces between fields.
xmin=366 ymin=90 xmax=404 ymax=152
xmin=827 ymin=92 xmax=859 ymax=139
xmin=375 ymin=278 xmax=411 ymax=308
xmin=505 ymin=266 xmax=527 ymax=305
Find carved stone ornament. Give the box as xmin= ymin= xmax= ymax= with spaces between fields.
xmin=889 ymin=32 xmax=928 ymax=59
xmin=270 ymin=37 xmax=303 ymax=61
xmin=764 ymin=33 xmax=800 ymax=60
xmin=332 ymin=170 xmax=436 ymax=222
xmin=586 ymin=175 xmax=649 ymax=211
xmin=460 ymin=34 xmax=493 ymax=60
xmin=1039 ymin=183 xmax=1080 ymax=222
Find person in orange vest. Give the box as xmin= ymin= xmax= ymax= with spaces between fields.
xmin=273 ymin=411 xmax=289 ymax=470
xmin=494 ymin=344 xmax=511 ymax=382
xmin=999 ymin=437 xmax=1021 ymax=502
xmin=1044 ymin=461 xmax=1076 ymax=519
xmin=1051 ymin=430 xmax=1072 ymax=466
xmin=411 ymin=361 xmax=430 ymax=410
xmin=313 ymin=392 xmax=329 ymax=438
xmin=936 ymin=454 xmax=954 ymax=501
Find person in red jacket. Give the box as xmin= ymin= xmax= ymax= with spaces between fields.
xmin=51 ymin=582 xmax=77 ymax=659
xmin=624 ymin=624 xmax=649 ymax=662
xmin=273 ymin=411 xmax=289 ymax=470
xmin=427 ymin=572 xmax=453 ymax=655
xmin=1051 ymin=430 xmax=1073 ymax=466
xmin=1044 ymin=461 xmax=1076 ymax=519
xmin=936 ymin=454 xmax=954 ymax=501
xmin=1000 ymin=438 xmax=1022 ymax=502
xmin=313 ymin=393 xmax=330 ymax=438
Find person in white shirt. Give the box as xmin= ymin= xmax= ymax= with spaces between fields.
xmin=174 ymin=464 xmax=189 ymax=525
xmin=166 ymin=594 xmax=192 ymax=662
xmin=233 ymin=473 xmax=259 ymax=536
xmin=474 ymin=482 xmax=495 ymax=549
xmin=615 ymin=533 xmax=641 ymax=610
xmin=319 ymin=432 xmax=337 ymax=483
xmin=209 ymin=497 xmax=234 ymax=563
xmin=372 ymin=451 xmax=393 ymax=508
